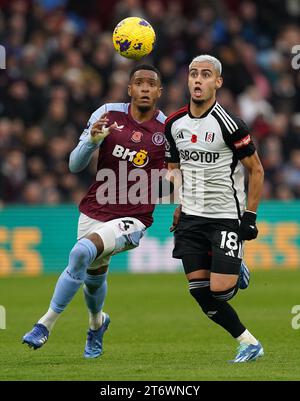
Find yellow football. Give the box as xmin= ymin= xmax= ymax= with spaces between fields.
xmin=112 ymin=17 xmax=156 ymax=60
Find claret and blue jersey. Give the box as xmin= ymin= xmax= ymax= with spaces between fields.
xmin=76 ymin=103 xmax=166 ymax=227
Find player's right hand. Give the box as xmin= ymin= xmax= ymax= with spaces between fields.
xmin=170 ymin=205 xmax=181 ymax=232
xmin=90 ymin=113 xmax=118 ymax=144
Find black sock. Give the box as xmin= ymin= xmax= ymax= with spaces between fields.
xmin=189 ymin=282 xmax=245 ymax=338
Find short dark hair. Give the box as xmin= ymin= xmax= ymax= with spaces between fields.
xmin=129 ymin=64 xmax=161 ymax=81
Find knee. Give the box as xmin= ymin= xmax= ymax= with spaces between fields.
xmin=211 ymin=285 xmax=238 ymax=302
xmin=86 ymin=233 xmax=105 ymax=256
xmin=210 ymin=275 xmax=238 ymax=301
xmin=69 ymin=238 xmax=97 ymax=270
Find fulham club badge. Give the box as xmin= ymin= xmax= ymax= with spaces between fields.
xmin=205 ymin=132 xmax=215 ymax=143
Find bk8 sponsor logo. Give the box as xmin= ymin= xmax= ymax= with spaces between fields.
xmin=112 ymin=144 xmax=149 ymax=167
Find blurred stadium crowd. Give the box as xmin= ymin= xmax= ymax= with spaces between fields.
xmin=1 ymin=0 xmax=300 ymax=205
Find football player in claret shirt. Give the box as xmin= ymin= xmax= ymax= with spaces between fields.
xmin=23 ymin=65 xmax=166 ymax=358
xmin=165 ymin=55 xmax=265 ymax=363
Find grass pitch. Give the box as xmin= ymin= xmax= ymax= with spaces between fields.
xmin=0 ymin=271 xmax=300 ymax=381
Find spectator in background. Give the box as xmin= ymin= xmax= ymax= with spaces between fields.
xmin=283 ymin=150 xmax=300 ymax=197
xmin=0 ymin=149 xmax=26 ymax=202
xmin=0 ymin=0 xmax=299 ymax=205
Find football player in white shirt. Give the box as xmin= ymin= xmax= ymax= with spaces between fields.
xmin=165 ymin=55 xmax=264 ymax=363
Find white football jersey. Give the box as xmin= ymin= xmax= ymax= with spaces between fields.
xmin=165 ymin=101 xmax=255 ymax=219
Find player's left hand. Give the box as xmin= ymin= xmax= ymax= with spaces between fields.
xmin=170 ymin=206 xmax=181 ymax=232
xmin=239 ymin=210 xmax=258 ymax=240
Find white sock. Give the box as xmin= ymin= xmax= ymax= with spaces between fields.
xmin=89 ymin=311 xmax=103 ymax=330
xmin=38 ymin=308 xmax=60 ymax=332
xmin=236 ymin=329 xmax=258 ymax=345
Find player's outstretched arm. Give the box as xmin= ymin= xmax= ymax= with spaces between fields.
xmin=69 ymin=113 xmax=117 ymax=173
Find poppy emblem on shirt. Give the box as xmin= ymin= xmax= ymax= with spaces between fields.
xmin=131 ymin=131 xmax=143 ymax=143
xmin=205 ymin=132 xmax=215 ymax=143
xmin=191 ymin=134 xmax=198 ymax=143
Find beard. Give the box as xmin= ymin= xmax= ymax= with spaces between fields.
xmin=191 ymin=97 xmax=206 ymax=105
xmin=137 ymin=104 xmax=152 ymax=113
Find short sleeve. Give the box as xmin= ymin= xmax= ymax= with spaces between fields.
xmin=224 ymin=118 xmax=256 ymax=160
xmin=164 ymin=120 xmax=180 ymax=163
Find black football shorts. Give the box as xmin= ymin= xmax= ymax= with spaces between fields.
xmin=173 ymin=212 xmax=243 ymax=275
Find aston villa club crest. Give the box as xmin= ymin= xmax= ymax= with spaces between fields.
xmin=205 ymin=132 xmax=215 ymax=143
xmin=131 ymin=131 xmax=143 ymax=143
xmin=152 ymin=132 xmax=165 ymax=146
